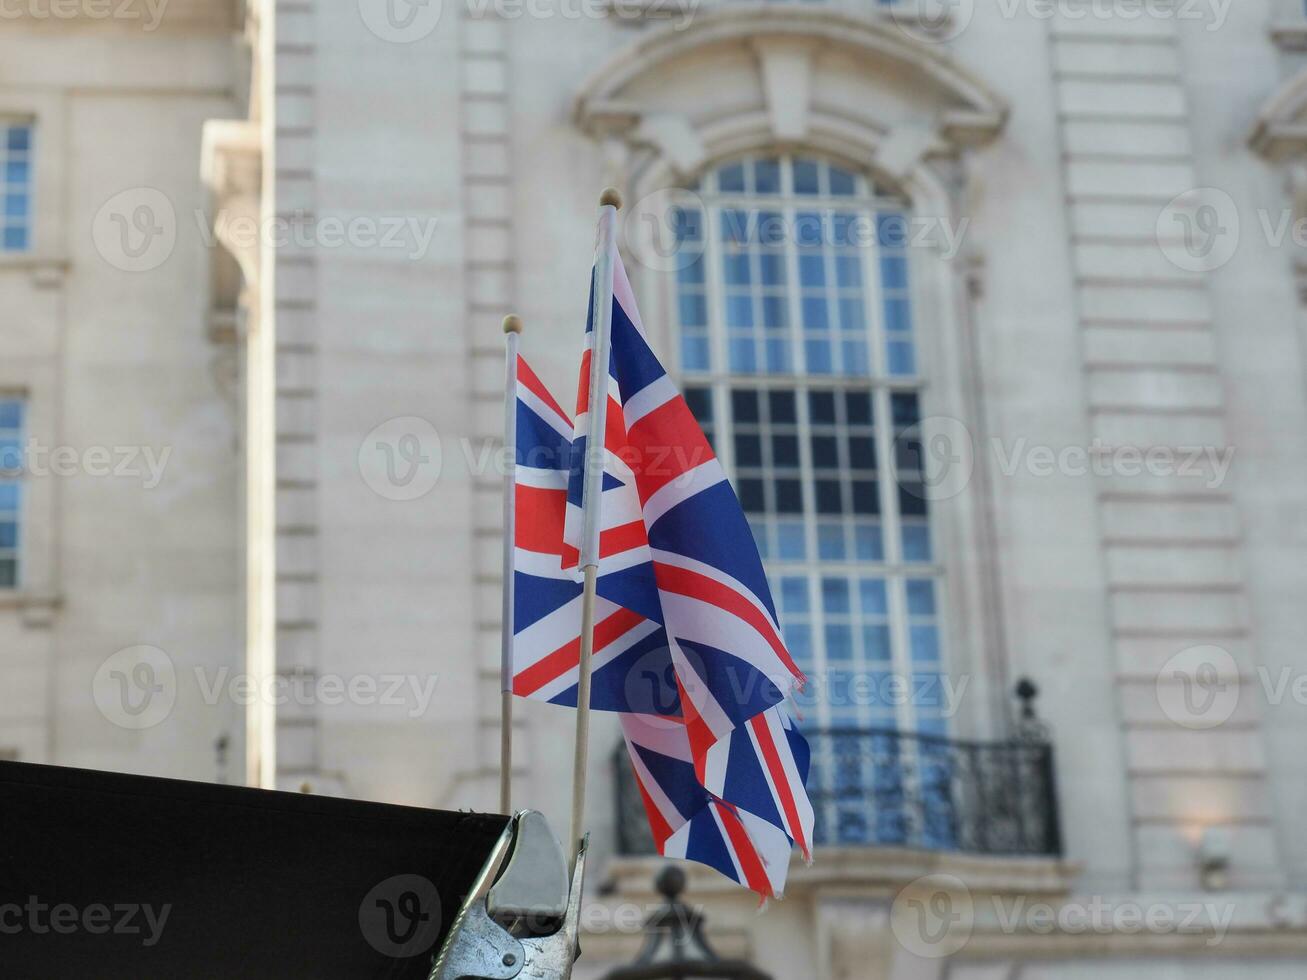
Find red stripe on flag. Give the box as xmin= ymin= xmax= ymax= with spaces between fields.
xmin=633 ymin=767 xmax=675 ymax=850
xmin=749 ymin=713 xmax=810 ymax=861
xmin=655 ymin=562 xmax=804 ymax=685
xmin=513 ymin=607 xmax=645 ymax=697
xmin=516 ymin=355 xmax=572 ymax=430
xmin=599 ymin=519 xmax=648 ymax=558
xmin=574 ymin=348 xmax=592 ymax=417
xmin=515 ymin=485 xmax=567 ymax=553
xmin=626 ymin=397 xmax=715 ymax=503
xmin=714 ymin=802 xmax=772 ymax=899
xmin=677 ymin=673 xmax=718 ymax=783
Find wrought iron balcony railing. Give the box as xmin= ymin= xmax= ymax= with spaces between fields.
xmin=614 ymin=725 xmax=1062 ymax=858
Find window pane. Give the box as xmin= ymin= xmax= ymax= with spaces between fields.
xmin=794 ymin=159 xmax=820 ymax=195
xmin=732 ymin=389 xmax=759 ymax=422
xmin=719 ymin=163 xmax=745 ymax=192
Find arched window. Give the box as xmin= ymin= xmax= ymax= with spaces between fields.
xmin=672 ymin=155 xmax=946 ymax=740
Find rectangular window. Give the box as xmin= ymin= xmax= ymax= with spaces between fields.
xmin=1 ymin=122 xmax=33 ymax=253
xmin=0 ymin=398 xmax=23 ymax=587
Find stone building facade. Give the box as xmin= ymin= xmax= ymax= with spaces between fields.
xmin=5 ymin=0 xmax=1307 ymax=976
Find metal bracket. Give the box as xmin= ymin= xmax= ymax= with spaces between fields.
xmin=431 ymin=812 xmax=587 ymax=980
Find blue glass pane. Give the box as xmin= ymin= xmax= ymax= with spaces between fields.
xmin=802 ymin=297 xmax=828 ymax=331
xmin=910 ymin=626 xmax=940 ymax=665
xmin=859 ymin=578 xmax=888 ymax=614
xmin=887 ymin=340 xmax=916 ymax=376
xmin=799 ymin=254 xmax=825 ymax=288
xmin=751 ymin=523 xmax=769 ymax=559
xmin=817 ymin=523 xmax=845 ymax=560
xmin=777 ymin=521 xmax=806 ymax=559
xmin=7 ymin=126 xmax=30 ymax=152
xmin=729 ymin=339 xmax=757 ymax=374
xmin=843 ymin=341 xmax=869 ymax=376
xmin=854 ymin=523 xmax=884 ymax=561
xmin=726 ymin=295 xmax=753 ymax=328
xmin=806 ymin=341 xmax=832 ymax=375
xmin=0 ymin=401 xmax=22 ymax=429
xmin=2 ymin=227 xmax=27 ymax=250
xmin=761 ymin=295 xmax=787 ymax=329
xmin=759 ymin=251 xmax=785 ymax=285
xmin=883 ymin=297 xmax=912 ymax=333
xmin=4 ymin=194 xmax=27 ymax=218
xmin=0 ymin=440 xmax=20 ymax=470
xmin=718 ymin=163 xmax=745 ymax=192
xmin=0 ymin=484 xmax=19 ymax=509
xmin=826 ymin=624 xmax=853 ymax=662
xmin=907 ymin=579 xmax=936 ymax=614
xmin=794 ymin=159 xmax=820 ymax=195
xmin=678 ymin=293 xmax=706 ymax=326
xmin=863 ymin=625 xmax=891 ymax=662
xmin=680 ymin=336 xmax=709 ymax=372
xmin=836 ymin=255 xmax=862 ymax=288
xmin=0 ymin=521 xmax=15 ymax=548
xmin=764 ymin=339 xmax=790 ymax=374
xmin=724 ymin=254 xmax=750 ymax=285
xmin=829 ymin=166 xmax=856 ymax=196
xmin=902 ymin=524 xmax=932 ymax=562
xmin=781 ymin=577 xmax=809 ymax=613
xmin=5 ymin=160 xmax=29 ymax=183
xmin=0 ymin=558 xmax=16 ymax=588
xmin=821 ymin=577 xmax=850 ymax=613
xmin=839 ymin=299 xmax=865 ymax=332
xmin=880 ymin=255 xmax=909 ymax=289
xmin=754 ymin=159 xmax=780 ymax=194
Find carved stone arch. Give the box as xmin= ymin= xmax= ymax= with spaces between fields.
xmin=575 ymin=7 xmax=1007 ymax=193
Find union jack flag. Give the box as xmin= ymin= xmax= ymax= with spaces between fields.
xmin=507 ymin=241 xmax=812 ymax=898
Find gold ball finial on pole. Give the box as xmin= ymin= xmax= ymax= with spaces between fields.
xmin=599 ymin=187 xmax=623 ymax=210
xmin=502 ymin=314 xmax=523 ymax=335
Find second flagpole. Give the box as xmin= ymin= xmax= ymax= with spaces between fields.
xmin=570 ymin=186 xmax=622 ymax=869
xmin=500 ymin=314 xmax=523 ymax=816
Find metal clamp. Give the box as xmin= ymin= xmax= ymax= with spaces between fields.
xmin=431 ymin=812 xmax=586 ymax=980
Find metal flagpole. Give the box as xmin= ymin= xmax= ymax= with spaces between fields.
xmin=570 ymin=187 xmax=622 ymax=869
xmin=500 ymin=314 xmax=523 ymax=815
